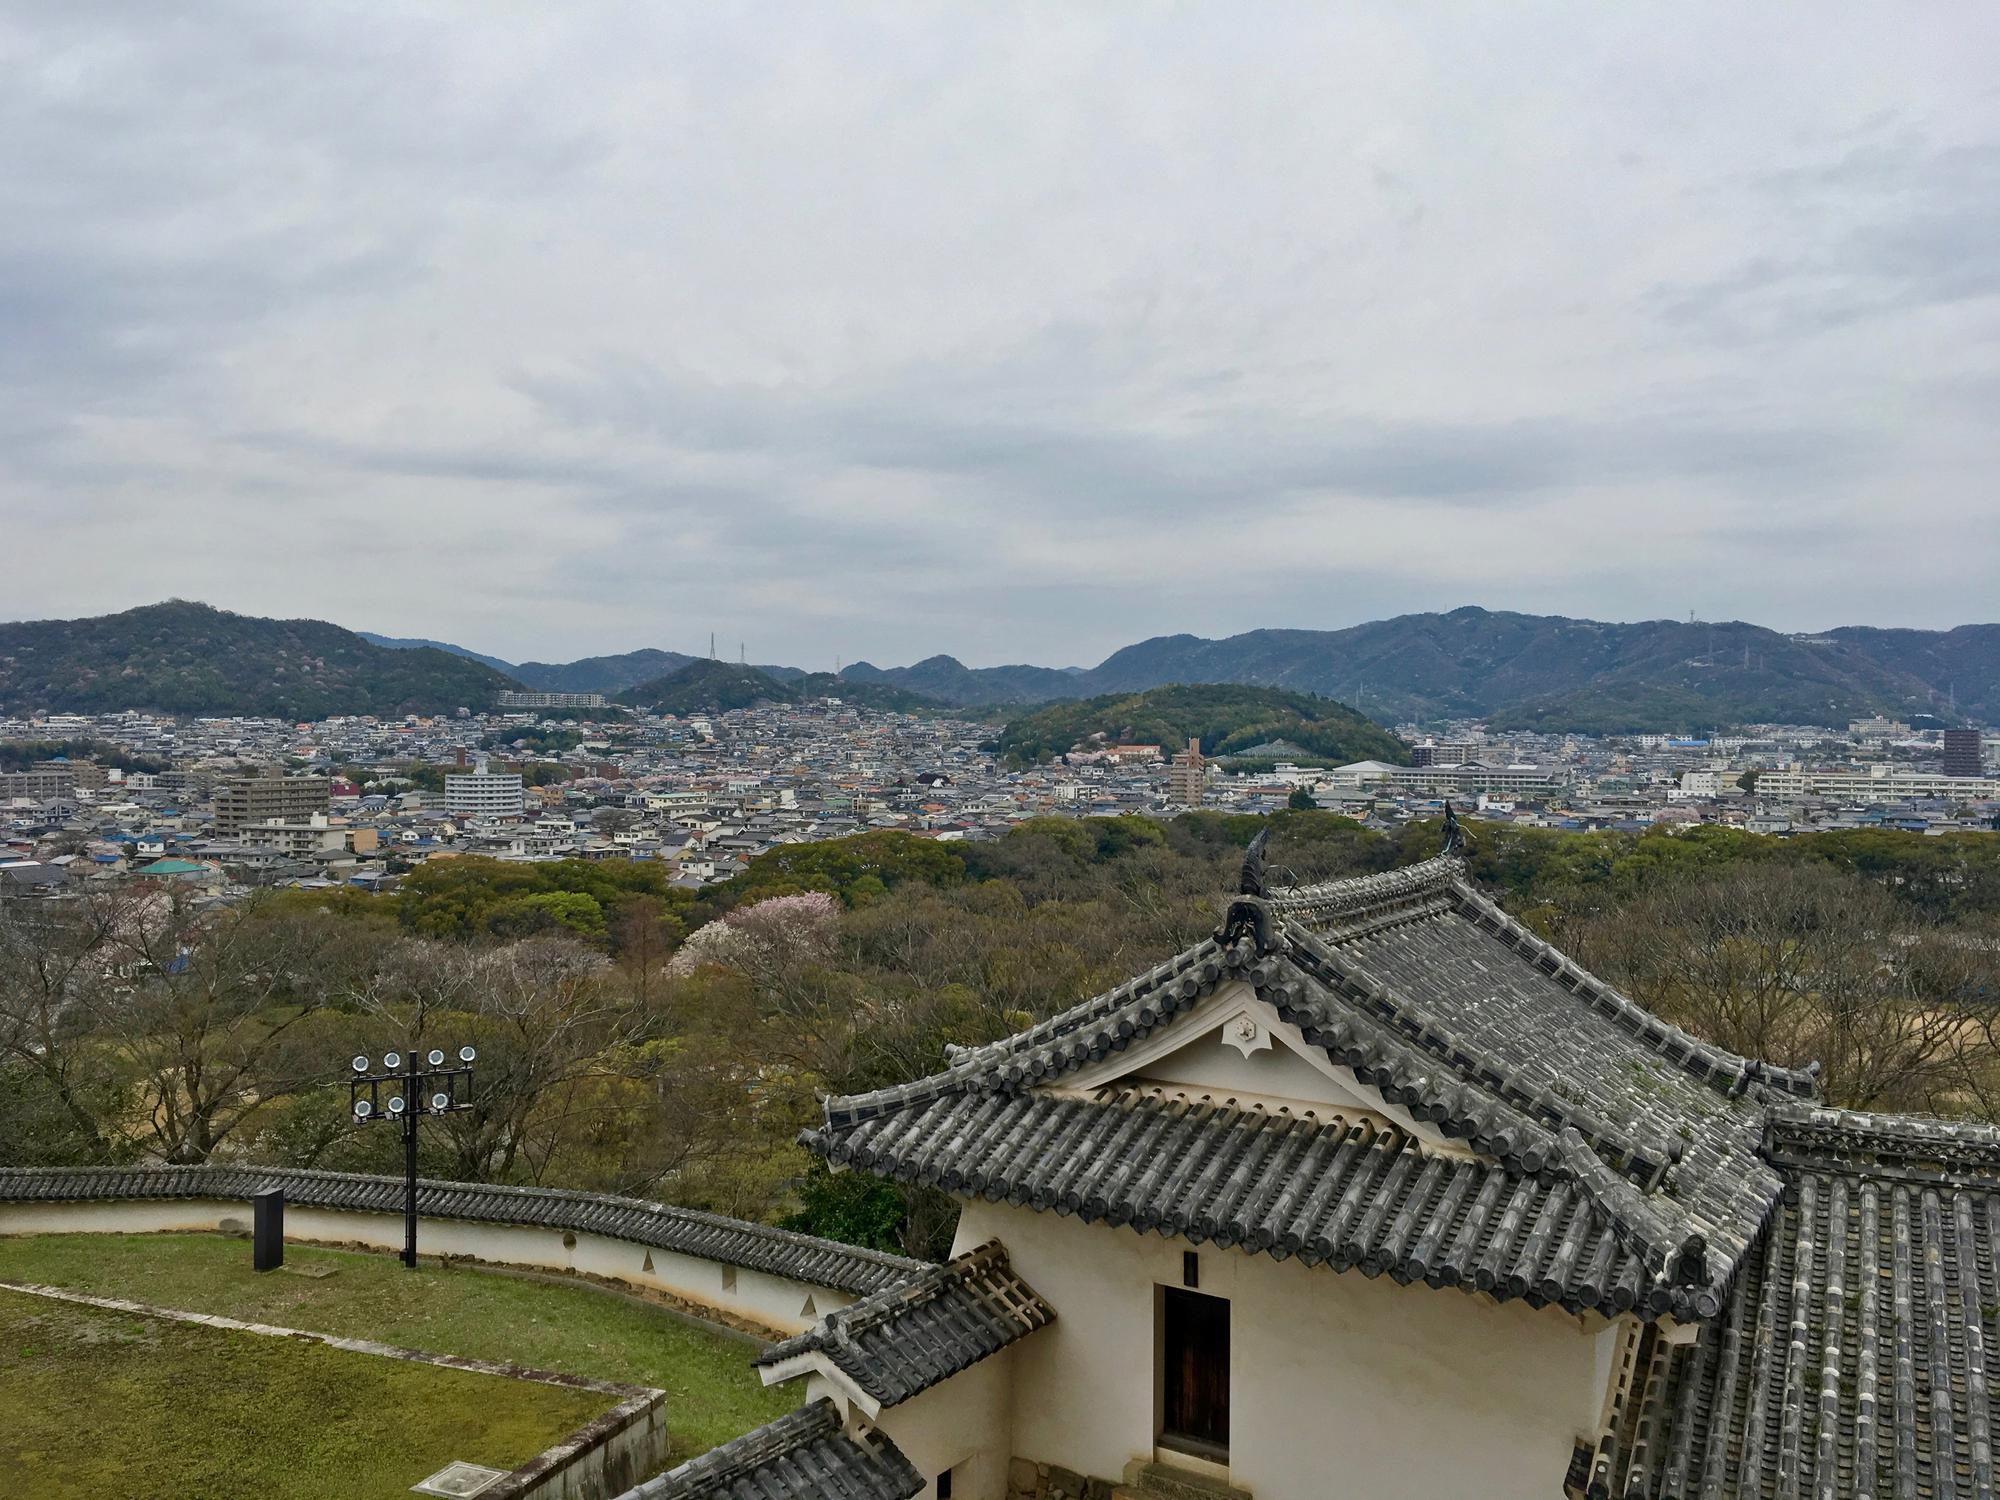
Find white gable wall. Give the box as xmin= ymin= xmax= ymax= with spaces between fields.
xmin=1059 ymin=979 xmax=1466 ymax=1154
xmin=809 ymin=1352 xmax=1017 ymax=1500
xmin=1134 ymin=1027 xmax=1399 ymax=1118
xmin=952 ymin=1199 xmax=1614 ymax=1500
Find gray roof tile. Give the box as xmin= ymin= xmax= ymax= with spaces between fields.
xmin=619 ymin=1398 xmax=920 ymax=1500
xmin=756 ymin=1239 xmax=1052 ymax=1405
xmin=808 ymin=855 xmax=1796 ymax=1321
xmin=1600 ymin=1106 xmax=2000 ymax=1499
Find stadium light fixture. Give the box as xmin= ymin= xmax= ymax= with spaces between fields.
xmin=346 ymin=1041 xmax=477 ymax=1269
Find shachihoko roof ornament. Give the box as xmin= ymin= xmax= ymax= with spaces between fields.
xmin=1440 ymin=799 xmax=1469 ymax=857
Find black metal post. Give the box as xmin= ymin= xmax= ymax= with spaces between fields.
xmin=252 ymin=1188 xmax=285 ymax=1272
xmin=402 ymin=1053 xmax=419 ymax=1269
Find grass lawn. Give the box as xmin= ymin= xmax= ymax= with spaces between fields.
xmin=0 ymin=1286 xmax=611 ymax=1500
xmin=0 ymin=1232 xmax=797 ymax=1459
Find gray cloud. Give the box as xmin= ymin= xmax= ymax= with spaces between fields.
xmin=2 ymin=3 xmax=1998 ymax=668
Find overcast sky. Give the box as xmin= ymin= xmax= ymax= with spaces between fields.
xmin=5 ymin=4 xmax=1998 ymax=669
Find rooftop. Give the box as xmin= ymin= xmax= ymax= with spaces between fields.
xmin=806 ymin=850 xmax=1804 ymax=1322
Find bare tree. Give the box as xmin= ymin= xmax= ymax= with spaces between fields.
xmin=0 ymin=889 xmax=130 ymax=1159
xmin=425 ymin=937 xmax=639 ymax=1182
xmin=81 ymin=890 xmax=372 ymax=1162
xmin=1565 ymin=863 xmax=1967 ymax=1113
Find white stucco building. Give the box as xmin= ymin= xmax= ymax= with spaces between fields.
xmin=444 ymin=757 xmax=526 ymax=818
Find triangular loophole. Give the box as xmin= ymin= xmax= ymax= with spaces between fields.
xmin=800 ymin=1293 xmax=817 ymax=1319
xmin=642 ymin=1250 xmax=655 ymax=1274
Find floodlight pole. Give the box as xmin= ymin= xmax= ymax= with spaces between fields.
xmin=401 ymin=1051 xmax=420 ymax=1268
xmin=347 ymin=1043 xmax=477 ymax=1271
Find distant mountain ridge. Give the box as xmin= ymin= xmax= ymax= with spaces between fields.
xmin=3 ymin=602 xmax=518 ymax=718
xmin=846 ymin=608 xmax=2000 ymax=731
xmin=365 ymin=636 xmax=810 ymax=696
xmin=9 ymin=603 xmax=1997 ymax=730
xmin=512 ymin=648 xmax=698 ymax=695
xmin=841 ymin=654 xmax=1083 ymax=706
xmin=357 ymin=631 xmax=517 ymax=676
xmin=614 ymin=659 xmax=943 ymax=716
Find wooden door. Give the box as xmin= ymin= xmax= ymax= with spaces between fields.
xmin=1162 ymin=1287 xmax=1229 ymax=1456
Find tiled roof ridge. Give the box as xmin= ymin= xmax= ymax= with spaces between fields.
xmin=1262 ymin=853 xmax=1465 ymax=923
xmin=0 ymin=1164 xmax=927 ymax=1295
xmin=1262 ymin=940 xmax=1762 ymax=1314
xmin=1251 ymin=947 xmax=1567 ymax=1171
xmin=759 ymin=1239 xmax=1011 ymax=1356
xmin=1275 ymin=928 xmax=1676 ymax=1178
xmin=649 ymin=1398 xmax=845 ymax=1489
xmin=806 ymin=1086 xmax=1701 ymax=1321
xmin=753 ymin=1238 xmax=1054 ymax=1404
xmin=1258 ymin=946 xmax=1709 ymax=1301
xmin=1444 ymin=879 xmax=1819 ymax=1102
xmin=1764 ymin=1103 xmax=2000 ymax=1183
xmin=622 ymin=1397 xmax=920 ymax=1500
xmin=821 ymin=934 xmax=1253 ymax=1128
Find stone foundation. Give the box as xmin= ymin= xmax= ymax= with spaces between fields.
xmin=1007 ymin=1456 xmax=1117 ymax=1500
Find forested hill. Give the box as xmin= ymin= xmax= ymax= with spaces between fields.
xmin=615 ymin=659 xmax=946 ymax=715
xmin=0 ymin=601 xmax=519 ymax=718
xmin=845 ymin=608 xmax=1995 ymax=730
xmin=992 ymin=683 xmax=1411 ymax=765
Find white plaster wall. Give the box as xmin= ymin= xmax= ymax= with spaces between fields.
xmin=956 ymin=1200 xmax=1612 ymax=1500
xmin=825 ymin=1351 xmax=1016 ymax=1500
xmin=0 ymin=1201 xmax=852 ymax=1335
xmin=0 ymin=1199 xmax=238 ymax=1239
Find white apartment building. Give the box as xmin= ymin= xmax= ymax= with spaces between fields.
xmin=444 ymin=759 xmax=526 ymax=818
xmin=1676 ymin=770 xmax=1731 ymax=798
xmin=496 ymin=691 xmax=607 ymax=709
xmin=1329 ymin=760 xmax=1569 ymax=797
xmin=1759 ymin=768 xmax=2000 ymax=802
xmin=243 ymin=814 xmax=346 ymax=858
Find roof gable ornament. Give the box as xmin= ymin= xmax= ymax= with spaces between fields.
xmin=1239 ymin=826 xmax=1270 ymax=897
xmin=1440 ymin=800 xmax=1469 ymax=857
xmin=1220 ymin=826 xmax=1277 ymax=950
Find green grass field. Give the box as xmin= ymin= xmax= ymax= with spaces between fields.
xmin=0 ymin=1232 xmax=797 ymax=1460
xmin=0 ymin=1286 xmax=611 ymax=1500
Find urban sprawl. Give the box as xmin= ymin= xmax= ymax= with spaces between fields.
xmin=2 ymin=700 xmax=1996 ymax=901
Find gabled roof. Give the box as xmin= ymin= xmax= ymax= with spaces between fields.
xmin=756 ymin=1240 xmax=1053 ymax=1410
xmin=806 ymin=855 xmax=1812 ymax=1323
xmin=621 ymin=1398 xmax=920 ymax=1500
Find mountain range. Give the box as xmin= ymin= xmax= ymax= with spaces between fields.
xmin=844 ymin=610 xmax=2000 ymax=732
xmin=359 ymin=635 xmax=811 ymax=695
xmin=11 ymin=602 xmax=2000 ymax=731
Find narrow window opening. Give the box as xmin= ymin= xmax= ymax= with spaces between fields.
xmin=722 ymin=1264 xmax=737 ymax=1293
xmin=1183 ymin=1251 xmax=1199 ymax=1289
xmin=936 ymin=1468 xmax=954 ymax=1499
